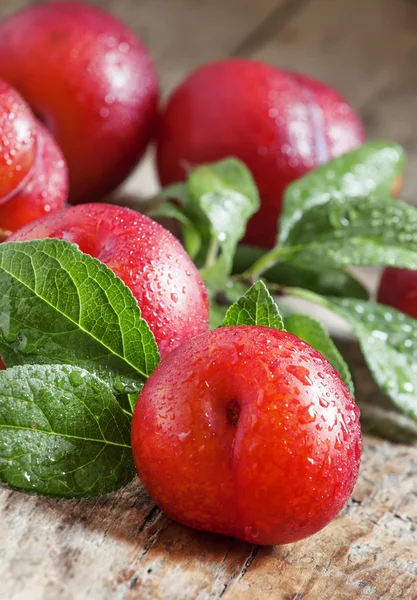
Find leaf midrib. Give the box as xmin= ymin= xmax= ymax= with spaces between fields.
xmin=0 ymin=423 xmax=131 ymax=448
xmin=287 ymin=239 xmax=417 ymax=264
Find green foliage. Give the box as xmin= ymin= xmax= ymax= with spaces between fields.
xmin=0 ymin=364 xmax=135 ymax=497
xmin=223 ymin=281 xmax=284 ymax=329
xmin=0 ymin=240 xmax=159 ymax=403
xmin=282 ymin=196 xmax=417 ymax=271
xmin=233 ymin=244 xmax=369 ymax=299
xmin=149 ymin=158 xmax=259 ymax=287
xmin=279 ymin=141 xmax=405 ymax=243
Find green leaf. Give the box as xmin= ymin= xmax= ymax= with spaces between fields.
xmin=284 ymin=313 xmax=354 ymax=395
xmin=279 ymin=141 xmax=405 ymax=243
xmin=188 ymin=157 xmax=259 ymax=210
xmin=191 ymin=160 xmax=259 ymax=288
xmin=288 ymin=288 xmax=417 ymax=422
xmin=283 ymin=196 xmax=417 ymax=271
xmin=0 ymin=364 xmax=135 ymax=498
xmin=198 ymin=189 xmax=258 ymax=287
xmin=152 ymin=159 xmax=260 ymax=287
xmin=0 ymin=240 xmax=160 ymax=400
xmin=149 ymin=182 xmax=190 ymax=207
xmin=233 ymin=244 xmax=369 ymax=299
xmin=223 ymin=280 xmax=285 ymax=329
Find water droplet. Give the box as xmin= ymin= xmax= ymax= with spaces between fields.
xmin=177 ymin=431 xmax=191 ymax=442
xmin=286 ymin=365 xmax=312 ymax=386
xmin=69 ymin=371 xmax=86 ymax=387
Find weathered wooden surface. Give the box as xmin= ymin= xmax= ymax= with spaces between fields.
xmin=1 ymin=432 xmax=416 ymax=600
xmin=1 ymin=0 xmax=417 ymax=598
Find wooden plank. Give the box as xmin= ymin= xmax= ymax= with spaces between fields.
xmin=0 ymin=431 xmax=416 ymax=600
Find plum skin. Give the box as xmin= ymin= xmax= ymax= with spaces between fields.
xmin=0 ymin=79 xmax=68 ymax=238
xmin=157 ymin=59 xmax=365 ymax=248
xmin=0 ymin=79 xmax=37 ymax=202
xmin=132 ymin=326 xmax=362 ymax=545
xmin=377 ymin=268 xmax=417 ymax=319
xmin=0 ymin=123 xmax=68 ymax=237
xmin=0 ymin=1 xmax=159 ymax=204
xmin=8 ymin=204 xmax=209 ymax=358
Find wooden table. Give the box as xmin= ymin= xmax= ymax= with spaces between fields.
xmin=1 ymin=1 xmax=417 ymax=598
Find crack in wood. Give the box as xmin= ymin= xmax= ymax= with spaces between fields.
xmin=237 ymin=545 xmax=261 ymax=581
xmin=137 ymin=505 xmax=161 ymax=535
xmin=390 ymin=510 xmax=417 ymax=526
xmin=212 ymin=546 xmax=234 ymax=599
xmin=231 ymin=0 xmax=309 ymax=57
xmin=129 ymin=574 xmax=139 ymax=589
xmin=135 ymin=517 xmax=168 ymax=564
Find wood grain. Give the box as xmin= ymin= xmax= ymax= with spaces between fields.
xmin=0 ymin=432 xmax=416 ymax=600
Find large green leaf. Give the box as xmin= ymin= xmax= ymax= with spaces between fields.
xmin=282 ymin=196 xmax=417 ymax=271
xmin=0 ymin=240 xmax=159 ymax=402
xmin=279 ymin=141 xmax=405 ymax=243
xmin=0 ymin=364 xmax=135 ymax=497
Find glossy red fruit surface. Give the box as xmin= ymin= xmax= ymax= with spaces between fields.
xmin=132 ymin=326 xmax=362 ymax=545
xmin=0 ymin=123 xmax=68 ymax=236
xmin=0 ymin=79 xmax=37 ymax=203
xmin=0 ymin=1 xmax=159 ymax=203
xmin=8 ymin=204 xmax=209 ymax=357
xmin=377 ymin=268 xmax=417 ymax=319
xmin=157 ymin=59 xmax=365 ymax=248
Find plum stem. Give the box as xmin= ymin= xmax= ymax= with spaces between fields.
xmin=205 ymin=237 xmax=220 ymax=269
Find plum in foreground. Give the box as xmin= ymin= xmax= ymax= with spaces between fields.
xmin=132 ymin=326 xmax=362 ymax=545
xmin=8 ymin=204 xmax=209 ymax=357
